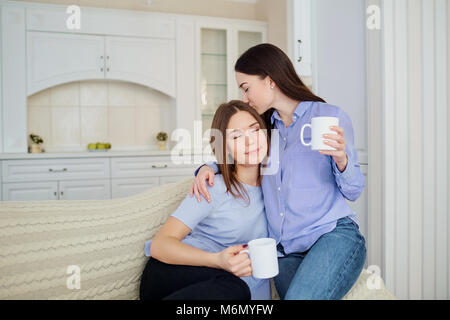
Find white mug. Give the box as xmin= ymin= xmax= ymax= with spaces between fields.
xmin=240 ymin=238 xmax=279 ymax=279
xmin=300 ymin=116 xmax=339 ymax=151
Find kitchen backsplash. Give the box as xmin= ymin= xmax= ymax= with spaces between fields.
xmin=27 ymin=80 xmax=175 ymax=152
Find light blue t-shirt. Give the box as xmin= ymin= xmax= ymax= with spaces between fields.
xmin=144 ymin=174 xmax=271 ymax=300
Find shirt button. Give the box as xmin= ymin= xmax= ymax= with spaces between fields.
xmin=280 ymin=213 xmax=284 ymax=217
xmin=283 ymin=137 xmax=286 ymax=141
xmin=278 ymin=187 xmax=281 ymax=191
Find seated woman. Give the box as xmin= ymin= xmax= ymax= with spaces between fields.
xmin=139 ymin=100 xmax=271 ymax=300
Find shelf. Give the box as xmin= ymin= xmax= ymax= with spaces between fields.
xmin=202 ymin=83 xmax=227 ymax=87
xmin=201 ymin=52 xmax=226 ymax=57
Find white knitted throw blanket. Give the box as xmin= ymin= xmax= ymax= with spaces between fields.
xmin=0 ymin=177 xmax=395 ymax=300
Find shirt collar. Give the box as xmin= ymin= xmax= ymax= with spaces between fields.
xmin=270 ymin=101 xmax=311 ymax=125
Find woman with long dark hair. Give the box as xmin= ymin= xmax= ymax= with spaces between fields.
xmin=191 ymin=43 xmax=366 ymax=300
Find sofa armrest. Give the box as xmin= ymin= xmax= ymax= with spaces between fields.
xmin=0 ymin=177 xmax=194 ymax=300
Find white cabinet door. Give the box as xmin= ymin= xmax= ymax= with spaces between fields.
xmin=105 ymin=36 xmax=176 ymax=97
xmin=111 ymin=177 xmax=159 ymax=199
xmin=288 ymin=0 xmax=312 ymax=76
xmin=2 ymin=181 xmax=58 ymax=201
xmin=110 ymin=156 xmax=195 ymax=179
xmin=59 ymin=179 xmax=111 ymax=200
xmin=2 ymin=158 xmax=110 ymax=183
xmin=27 ymin=31 xmax=105 ymax=95
xmin=2 ymin=6 xmax=27 ymax=153
xmin=159 ymin=175 xmax=192 ymax=185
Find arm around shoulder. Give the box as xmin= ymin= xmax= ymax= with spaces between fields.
xmin=194 ymin=161 xmax=219 ymax=177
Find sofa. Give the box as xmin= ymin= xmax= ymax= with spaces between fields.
xmin=0 ymin=177 xmax=395 ymax=300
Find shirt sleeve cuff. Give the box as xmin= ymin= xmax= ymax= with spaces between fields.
xmin=144 ymin=239 xmax=152 ymax=257
xmin=194 ymin=161 xmax=219 ymax=177
xmin=332 ymin=156 xmax=354 ymax=182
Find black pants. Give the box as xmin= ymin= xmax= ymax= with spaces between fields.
xmin=139 ymin=257 xmax=251 ymax=300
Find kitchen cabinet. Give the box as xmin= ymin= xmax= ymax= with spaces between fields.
xmin=110 ymin=156 xmax=195 ymax=199
xmin=27 ymin=32 xmax=105 ymax=96
xmin=2 ymin=179 xmax=111 ymax=201
xmin=1 ymin=158 xmax=110 ymax=183
xmin=1 ymin=154 xmax=197 ymax=201
xmin=105 ymin=36 xmax=175 ymax=97
xmin=1 ymin=157 xmax=111 ymax=201
xmin=27 ymin=32 xmax=176 ymax=97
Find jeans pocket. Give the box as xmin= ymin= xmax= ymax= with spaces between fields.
xmin=338 ymin=217 xmax=366 ymax=245
xmin=345 ymin=216 xmax=359 ymax=229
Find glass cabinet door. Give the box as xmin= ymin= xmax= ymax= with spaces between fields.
xmin=238 ymin=31 xmax=263 ymax=56
xmin=233 ymin=30 xmax=264 ymax=99
xmin=198 ymin=27 xmax=265 ymax=137
xmin=200 ymin=28 xmax=228 ymax=135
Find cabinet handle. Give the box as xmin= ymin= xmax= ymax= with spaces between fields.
xmin=152 ymin=165 xmax=168 ymax=169
xmin=297 ymin=39 xmax=302 ymax=62
xmin=100 ymin=55 xmax=104 ymax=72
xmin=49 ymin=168 xmax=68 ymax=172
xmin=106 ymin=55 xmax=110 ymax=72
xmin=60 ymin=191 xmax=64 ymax=199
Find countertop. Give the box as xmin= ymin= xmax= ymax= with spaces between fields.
xmin=0 ymin=149 xmax=209 ymax=160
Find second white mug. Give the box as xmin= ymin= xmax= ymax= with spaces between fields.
xmin=300 ymin=116 xmax=339 ymax=151
xmin=240 ymin=238 xmax=279 ymax=279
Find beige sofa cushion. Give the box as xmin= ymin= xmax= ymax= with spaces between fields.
xmin=0 ymin=177 xmax=395 ymax=300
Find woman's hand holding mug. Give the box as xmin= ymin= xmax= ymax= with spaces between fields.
xmin=215 ymin=245 xmax=252 ymax=277
xmin=320 ymin=125 xmax=349 ymax=173
xmin=300 ymin=117 xmax=348 ymax=173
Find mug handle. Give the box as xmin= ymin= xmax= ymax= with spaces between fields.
xmin=300 ymin=124 xmax=312 ymax=146
xmin=239 ymin=249 xmax=249 ymax=256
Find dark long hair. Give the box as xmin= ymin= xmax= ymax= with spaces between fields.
xmin=210 ymin=100 xmax=269 ymax=204
xmin=235 ymin=43 xmax=326 ymax=131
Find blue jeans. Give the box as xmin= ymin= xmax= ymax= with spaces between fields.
xmin=274 ymin=216 xmax=366 ymax=300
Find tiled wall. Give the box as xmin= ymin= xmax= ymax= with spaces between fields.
xmin=27 ymin=80 xmax=174 ymax=152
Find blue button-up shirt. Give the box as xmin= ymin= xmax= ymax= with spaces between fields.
xmin=197 ymin=101 xmax=365 ymax=256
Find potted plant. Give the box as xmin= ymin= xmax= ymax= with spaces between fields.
xmin=156 ymin=131 xmax=168 ymax=150
xmin=29 ymin=133 xmax=44 ymax=154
